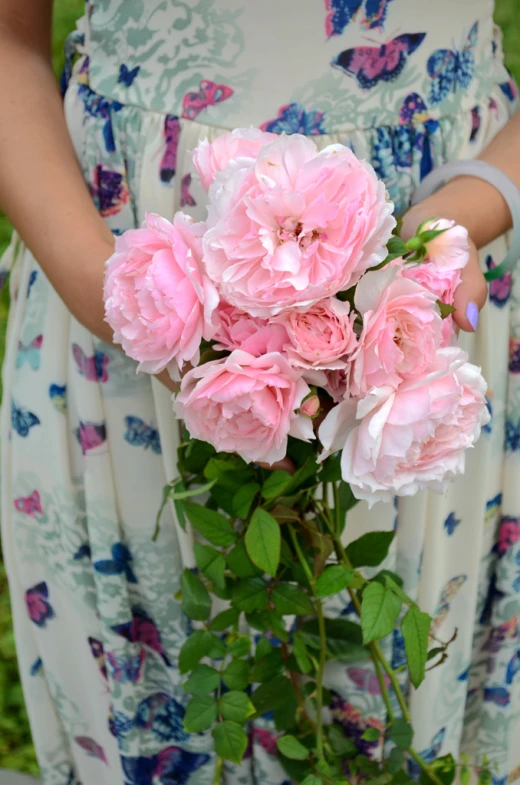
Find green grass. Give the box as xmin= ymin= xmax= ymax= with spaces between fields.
xmin=0 ymin=0 xmax=519 ymax=775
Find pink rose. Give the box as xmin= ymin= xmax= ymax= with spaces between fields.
xmin=350 ymin=266 xmax=443 ymax=396
xmin=174 ymin=350 xmax=314 ymax=464
xmin=273 ymin=298 xmax=358 ymax=371
xmin=104 ymin=213 xmax=218 ymax=376
xmin=193 ymin=127 xmax=277 ymax=191
xmin=320 ymin=347 xmax=490 ymax=506
xmin=203 ymin=133 xmax=395 ymax=317
xmin=300 ymin=394 xmax=321 ymax=418
xmin=213 ymin=302 xmax=288 ymax=356
xmin=323 ymin=369 xmax=348 ymax=403
xmin=421 ymin=219 xmax=470 ymax=270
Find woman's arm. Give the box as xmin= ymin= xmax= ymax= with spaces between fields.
xmin=402 ymin=110 xmax=520 ymax=331
xmin=0 ymin=0 xmax=115 ymax=342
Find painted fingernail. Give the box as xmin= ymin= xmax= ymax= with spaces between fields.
xmin=466 ymin=301 xmax=479 ymax=331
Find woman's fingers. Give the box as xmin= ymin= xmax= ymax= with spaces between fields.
xmin=452 ymin=238 xmax=488 ymax=332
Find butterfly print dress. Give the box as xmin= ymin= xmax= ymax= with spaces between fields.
xmin=0 ymin=1 xmax=519 ymax=783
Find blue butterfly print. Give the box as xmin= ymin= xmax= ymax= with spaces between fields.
xmin=134 ymin=692 xmax=188 ymax=743
xmin=491 ymin=777 xmax=508 ymax=785
xmin=391 ymin=628 xmax=407 ymax=670
xmin=73 ymin=543 xmax=91 ymax=560
xmin=78 ymin=84 xmax=123 ymax=153
xmin=49 ymin=383 xmax=67 ymax=414
xmin=499 ymin=78 xmax=518 ymax=103
xmin=155 ymin=746 xmax=211 ymax=785
xmin=457 ymin=666 xmax=470 ymax=682
xmin=482 ymin=396 xmax=493 ymax=434
xmin=106 ymin=649 xmax=145 ymax=684
xmin=108 ymin=707 xmax=134 ymax=739
xmin=27 ymin=270 xmax=38 ymax=297
xmin=506 ymin=651 xmax=520 ymax=685
xmin=408 ymin=728 xmax=445 ymax=779
xmin=124 ymin=416 xmax=162 ymax=454
xmin=11 ymin=400 xmax=40 ymax=437
xmin=486 ymin=254 xmax=512 ymax=309
xmin=470 ymin=106 xmax=481 ymax=143
xmin=261 ymin=103 xmax=326 ymax=135
xmin=30 ymin=657 xmax=43 ymax=676
xmin=118 ymin=64 xmax=140 ymax=87
xmin=93 ymin=542 xmax=138 ymax=583
xmin=505 ymin=419 xmax=520 ymax=451
xmin=427 ymin=22 xmax=478 ymax=106
xmin=325 ymin=0 xmax=393 ymax=37
xmin=16 ymin=335 xmax=43 ymax=371
xmin=121 ymin=754 xmax=157 ymax=785
xmin=332 ymin=33 xmax=426 ymax=90
xmin=444 ymin=512 xmax=461 ymax=535
xmin=484 ymin=686 xmax=510 ymax=706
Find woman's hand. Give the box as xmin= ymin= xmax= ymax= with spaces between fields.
xmin=401 ymin=203 xmax=488 ymax=332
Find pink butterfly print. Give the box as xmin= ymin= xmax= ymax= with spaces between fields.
xmin=181 ymin=80 xmax=233 ymax=121
xmin=75 ymin=421 xmax=107 ymax=454
xmin=347 ymin=666 xmax=390 ymax=695
xmin=252 ymin=728 xmax=280 ymax=756
xmin=72 ymin=343 xmax=109 ymax=382
xmin=495 ymin=516 xmax=520 ymax=557
xmin=88 ymin=636 xmax=108 ymax=681
xmin=106 ymin=648 xmax=146 ymax=684
xmin=332 ymin=33 xmax=426 ymax=89
xmin=74 ymin=736 xmax=108 ymax=765
xmin=160 ymin=115 xmax=180 ymax=184
xmin=486 ymin=255 xmax=512 ymax=308
xmin=14 ymin=490 xmax=43 ymax=517
xmin=112 ymin=606 xmax=172 ymax=666
xmin=180 ymin=174 xmax=196 ymax=208
xmin=484 ymin=615 xmax=519 ymax=654
xmin=25 ymin=581 xmax=55 ymax=627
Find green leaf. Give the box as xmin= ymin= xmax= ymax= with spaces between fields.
xmin=401 ymin=606 xmax=431 ymax=688
xmin=346 ymin=531 xmax=394 ymax=568
xmin=212 ymin=721 xmax=248 ymax=764
xmin=419 ymin=226 xmax=450 ymax=244
xmin=437 ymin=300 xmax=457 ymax=319
xmin=182 ymin=438 xmax=216 ymax=475
xmin=183 ymin=664 xmax=220 ymax=696
xmin=227 ymin=634 xmax=251 ymax=659
xmin=387 ymin=748 xmax=404 ymax=774
xmin=220 ymin=691 xmax=256 ymax=724
xmin=315 ymin=565 xmax=354 ymax=598
xmin=361 ymin=727 xmax=381 ymax=741
xmin=338 ymin=481 xmax=359 ymax=522
xmin=255 ymin=638 xmax=273 ymax=661
xmin=388 ymin=718 xmax=413 ymax=750
xmin=431 ymin=754 xmax=457 ymax=785
xmin=327 ymin=725 xmax=357 ymax=757
xmin=194 ymin=543 xmax=226 ymax=589
xmin=231 ymin=578 xmax=269 ymax=613
xmin=272 ymin=583 xmax=314 ymax=615
xmin=245 ymin=508 xmax=281 ymax=576
xmin=319 ymin=456 xmax=342 ymax=482
xmin=460 ymin=768 xmax=471 ymax=785
xmin=210 ymin=607 xmax=240 ymax=632
xmin=276 ymin=735 xmax=310 ymax=760
xmin=184 ymin=502 xmax=237 ymax=547
xmin=262 ymin=470 xmax=292 ymax=499
xmin=361 ymin=581 xmax=402 ymax=643
xmin=252 ymin=675 xmax=293 ymax=714
xmin=300 ymin=618 xmax=370 ymax=662
xmin=180 ymin=569 xmax=211 ymax=621
xmin=172 ymin=479 xmax=217 ymax=500
xmin=183 ymin=695 xmax=218 ymax=732
xmin=478 ymin=770 xmax=492 ymax=785
xmin=178 ymin=630 xmax=215 ymax=674
xmin=222 ymin=659 xmax=250 ymax=691
xmin=292 ymin=633 xmax=312 ymax=674
xmin=246 ymin=610 xmax=289 ymax=642
xmin=232 ymin=483 xmax=261 ymax=519
xmin=284 ymin=456 xmax=319 ymax=494
xmin=227 ymin=540 xmax=262 ymax=578
xmin=300 ymin=776 xmax=323 ymax=785
xmin=274 ymin=693 xmax=299 ymax=732
xmin=251 ymin=650 xmax=284 ymax=682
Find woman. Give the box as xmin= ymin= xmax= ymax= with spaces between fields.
xmin=0 ymin=1 xmax=519 ymax=783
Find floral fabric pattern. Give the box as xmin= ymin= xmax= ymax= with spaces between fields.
xmin=1 ymin=1 xmax=519 ymax=784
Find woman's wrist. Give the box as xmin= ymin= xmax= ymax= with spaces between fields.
xmin=405 ymin=175 xmax=511 ymax=249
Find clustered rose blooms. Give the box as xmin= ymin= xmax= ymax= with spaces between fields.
xmin=104 ymin=129 xmax=489 ymax=499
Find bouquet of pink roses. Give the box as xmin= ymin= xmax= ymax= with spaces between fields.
xmin=104 ymin=128 xmax=488 ymax=508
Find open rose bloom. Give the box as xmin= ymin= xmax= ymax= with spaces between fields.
xmin=104 ymin=129 xmax=488 ymax=504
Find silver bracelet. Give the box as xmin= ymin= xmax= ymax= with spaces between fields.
xmin=411 ymin=160 xmax=520 ymax=282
